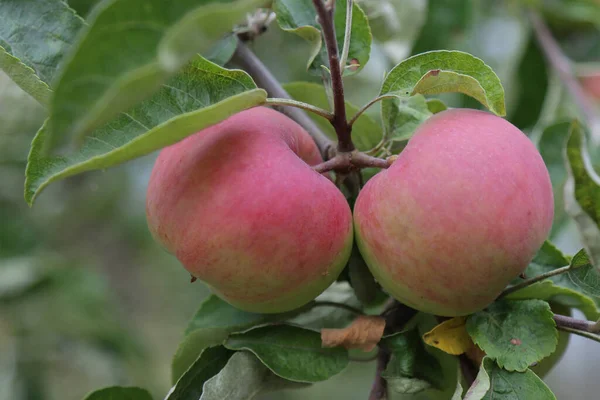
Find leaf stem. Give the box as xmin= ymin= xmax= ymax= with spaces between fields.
xmin=312 ymin=0 xmax=354 ymax=152
xmin=349 ymin=94 xmax=400 ymax=127
xmin=339 ymin=0 xmax=353 ymax=71
xmin=230 ymin=40 xmax=334 ymax=156
xmin=266 ymin=98 xmax=334 ymax=120
xmin=498 ymin=265 xmax=571 ymax=298
xmin=311 ymin=300 xmax=364 ymax=315
xmin=557 ymin=326 xmax=600 ymax=344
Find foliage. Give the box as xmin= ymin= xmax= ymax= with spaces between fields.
xmin=2 ymin=0 xmax=600 ymax=399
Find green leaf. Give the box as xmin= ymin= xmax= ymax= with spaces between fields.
xmin=167 ymin=346 xmax=233 ymax=400
xmin=0 ymin=0 xmax=84 ymax=105
xmin=48 ymin=0 xmax=268 ymax=148
xmin=172 ymin=295 xmax=285 ymax=383
xmin=538 ymin=121 xmax=572 ymax=237
xmin=567 ymin=249 xmax=600 ymax=297
xmin=68 ymin=0 xmax=103 ymax=18
xmin=381 ymin=329 xmax=443 ymax=394
xmin=426 ymin=98 xmax=448 ymax=114
xmin=283 ymin=81 xmax=382 ymax=151
xmin=466 ymin=299 xmax=558 ymax=372
xmin=200 ymin=351 xmax=309 ymax=400
xmin=464 ymin=357 xmax=556 ymax=400
xmin=380 ymin=51 xmax=506 ymax=128
xmin=383 ymin=94 xmax=433 ymax=142
xmin=83 ymin=387 xmax=152 ymax=400
xmin=205 ymin=35 xmax=239 ymax=66
xmin=273 ymin=0 xmax=371 ymax=75
xmin=564 ymin=120 xmax=600 ymax=267
xmin=507 ymin=242 xmax=600 ymax=320
xmin=289 ymin=282 xmax=362 ymax=330
xmin=25 ymin=57 xmax=267 ymax=205
xmin=225 ymin=324 xmax=348 ymax=383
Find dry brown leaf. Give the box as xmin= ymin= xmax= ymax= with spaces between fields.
xmin=321 ymin=315 xmax=386 ymax=352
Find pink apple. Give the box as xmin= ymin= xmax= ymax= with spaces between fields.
xmin=146 ymin=107 xmax=353 ymax=313
xmin=354 ymin=109 xmax=553 ymax=316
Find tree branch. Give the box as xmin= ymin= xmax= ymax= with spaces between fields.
xmin=498 ymin=265 xmax=572 ymax=298
xmin=459 ymin=354 xmax=478 ymax=387
xmin=312 ymin=151 xmax=393 ymax=174
xmin=312 ymin=0 xmax=354 ymax=152
xmin=554 ymin=314 xmax=600 ymax=333
xmin=368 ymin=348 xmax=390 ymax=400
xmin=529 ymin=11 xmax=599 ymax=130
xmin=230 ymin=40 xmax=334 ymax=156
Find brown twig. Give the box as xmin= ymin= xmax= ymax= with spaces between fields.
xmin=368 ymin=348 xmax=390 ymax=400
xmin=459 ymin=354 xmax=478 ymax=387
xmin=312 ymin=0 xmax=354 ymax=152
xmin=230 ymin=40 xmax=334 ymax=156
xmin=312 ymin=151 xmax=393 ymax=174
xmin=529 ymin=11 xmax=598 ymax=128
xmin=554 ymin=314 xmax=600 ymax=333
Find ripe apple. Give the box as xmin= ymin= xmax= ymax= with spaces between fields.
xmin=146 ymin=107 xmax=353 ymax=313
xmin=354 ymin=109 xmax=553 ymax=316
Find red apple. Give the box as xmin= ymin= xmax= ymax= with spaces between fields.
xmin=146 ymin=107 xmax=353 ymax=313
xmin=354 ymin=109 xmax=553 ymax=316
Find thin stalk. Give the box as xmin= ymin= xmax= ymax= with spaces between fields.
xmin=266 ymin=98 xmax=334 ymax=120
xmin=339 ymin=0 xmax=353 ymax=71
xmin=498 ymin=265 xmax=571 ymax=298
xmin=557 ymin=326 xmax=600 ymax=344
xmin=348 ymin=94 xmax=400 ymax=127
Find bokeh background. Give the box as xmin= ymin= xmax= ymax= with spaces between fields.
xmin=1 ymin=0 xmax=599 ymax=399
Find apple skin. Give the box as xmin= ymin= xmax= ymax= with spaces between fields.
xmin=146 ymin=107 xmax=353 ymax=313
xmin=581 ymin=74 xmax=600 ymax=100
xmin=354 ymin=109 xmax=554 ymax=316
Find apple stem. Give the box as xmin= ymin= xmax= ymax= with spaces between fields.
xmin=265 ymin=98 xmax=334 ymax=121
xmin=312 ymin=0 xmax=355 ymax=153
xmin=231 ymin=40 xmax=334 ymax=156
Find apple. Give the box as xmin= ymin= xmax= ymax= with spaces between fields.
xmin=353 ymin=109 xmax=553 ymax=316
xmin=146 ymin=107 xmax=353 ymax=313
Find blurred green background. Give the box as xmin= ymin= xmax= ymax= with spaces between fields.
xmin=2 ymin=0 xmax=600 ymax=399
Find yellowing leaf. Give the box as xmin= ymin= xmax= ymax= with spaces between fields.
xmin=321 ymin=315 xmax=386 ymax=352
xmin=423 ymin=316 xmax=473 ymax=355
